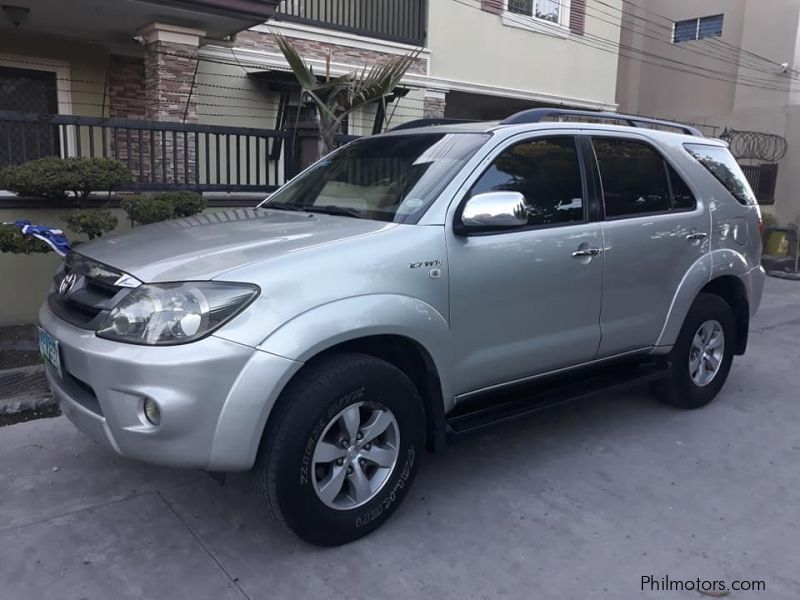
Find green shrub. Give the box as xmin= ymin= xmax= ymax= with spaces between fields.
xmin=762 ymin=212 xmax=779 ymax=229
xmin=121 ymin=195 xmax=175 ymax=225
xmin=63 ymin=209 xmax=119 ymax=240
xmin=154 ymin=191 xmax=207 ymax=218
xmin=121 ymin=191 xmax=206 ymax=225
xmin=0 ymin=224 xmax=53 ymax=254
xmin=0 ymin=157 xmax=132 ymax=203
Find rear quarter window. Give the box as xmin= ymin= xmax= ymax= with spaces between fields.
xmin=684 ymin=143 xmax=756 ymax=206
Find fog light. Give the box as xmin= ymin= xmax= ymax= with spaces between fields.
xmin=143 ymin=398 xmax=161 ymax=426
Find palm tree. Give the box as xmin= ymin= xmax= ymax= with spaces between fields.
xmin=273 ymin=32 xmax=421 ymax=158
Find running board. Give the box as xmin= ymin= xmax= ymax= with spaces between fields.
xmin=446 ymin=360 xmax=671 ymax=436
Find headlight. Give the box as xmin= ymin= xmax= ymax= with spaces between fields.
xmin=96 ymin=282 xmax=259 ymax=345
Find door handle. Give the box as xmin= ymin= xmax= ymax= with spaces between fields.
xmin=686 ymin=232 xmax=708 ymax=241
xmin=572 ymin=248 xmax=603 ymax=258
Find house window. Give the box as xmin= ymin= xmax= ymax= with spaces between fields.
xmin=673 ymin=14 xmax=724 ymax=43
xmin=0 ymin=66 xmax=60 ymax=165
xmin=508 ymin=0 xmax=564 ymax=25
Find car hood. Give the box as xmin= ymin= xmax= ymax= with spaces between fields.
xmin=76 ymin=208 xmax=396 ymax=282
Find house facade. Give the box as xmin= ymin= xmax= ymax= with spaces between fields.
xmin=616 ymin=0 xmax=800 ymax=225
xmin=0 ymin=0 xmax=624 ymax=190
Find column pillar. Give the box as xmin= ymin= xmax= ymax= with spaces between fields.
xmin=423 ymin=90 xmax=448 ymax=119
xmin=139 ymin=22 xmax=204 ymax=123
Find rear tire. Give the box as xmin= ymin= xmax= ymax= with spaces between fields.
xmin=255 ymin=352 xmax=425 ymax=546
xmin=656 ymin=293 xmax=736 ymax=409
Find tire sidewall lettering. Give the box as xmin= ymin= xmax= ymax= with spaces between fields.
xmin=299 ymin=386 xmax=365 ymax=485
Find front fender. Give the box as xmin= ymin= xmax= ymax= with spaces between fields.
xmin=259 ymin=293 xmax=454 ymax=405
xmin=654 ymin=249 xmax=753 ymax=349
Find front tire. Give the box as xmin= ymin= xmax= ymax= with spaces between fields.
xmin=255 ymin=353 xmax=425 ymax=546
xmin=656 ymin=293 xmax=736 ymax=409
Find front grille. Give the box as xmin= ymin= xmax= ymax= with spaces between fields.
xmin=48 ymin=253 xmax=140 ymax=329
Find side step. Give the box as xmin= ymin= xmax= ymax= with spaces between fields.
xmin=446 ymin=360 xmax=671 ymax=436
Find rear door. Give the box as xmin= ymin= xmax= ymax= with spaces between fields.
xmin=588 ymin=134 xmax=710 ymax=356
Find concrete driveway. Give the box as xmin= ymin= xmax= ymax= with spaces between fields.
xmin=1 ymin=278 xmax=799 ymax=599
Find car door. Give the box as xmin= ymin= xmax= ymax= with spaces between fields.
xmin=446 ymin=134 xmax=604 ymax=396
xmin=588 ymin=134 xmax=710 ymax=356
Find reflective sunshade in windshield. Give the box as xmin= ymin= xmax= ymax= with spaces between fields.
xmin=262 ymin=133 xmax=489 ymax=223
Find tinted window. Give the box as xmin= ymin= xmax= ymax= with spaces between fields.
xmin=685 ymin=143 xmax=756 ymax=206
xmin=467 ymin=137 xmax=584 ymax=227
xmin=592 ymin=138 xmax=671 ymax=217
xmin=668 ymin=164 xmax=696 ymax=210
xmin=263 ymin=133 xmax=488 ymax=223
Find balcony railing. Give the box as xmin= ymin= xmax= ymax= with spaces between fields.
xmin=274 ymin=0 xmax=427 ymax=46
xmin=0 ymin=111 xmax=295 ymax=193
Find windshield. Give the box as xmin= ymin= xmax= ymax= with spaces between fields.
xmin=261 ymin=133 xmax=489 ymax=223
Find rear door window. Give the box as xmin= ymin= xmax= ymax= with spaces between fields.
xmin=592 ymin=138 xmax=696 ymax=217
xmin=684 ymin=143 xmax=756 ymax=206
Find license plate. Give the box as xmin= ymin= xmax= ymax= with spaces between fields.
xmin=38 ymin=327 xmax=62 ymax=379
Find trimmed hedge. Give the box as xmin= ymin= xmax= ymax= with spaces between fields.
xmin=0 ymin=224 xmax=52 ymax=254
xmin=165 ymin=191 xmax=208 ymax=218
xmin=63 ymin=210 xmax=119 ymax=240
xmin=121 ymin=191 xmax=206 ymax=225
xmin=0 ymin=157 xmax=132 ymax=203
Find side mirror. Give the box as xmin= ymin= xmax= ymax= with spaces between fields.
xmin=457 ymin=191 xmax=528 ymax=233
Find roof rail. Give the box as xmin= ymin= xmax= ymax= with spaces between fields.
xmin=390 ymin=118 xmax=475 ymax=131
xmin=499 ymin=108 xmax=704 ymax=137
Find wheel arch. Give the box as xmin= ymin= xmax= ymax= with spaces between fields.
xmin=300 ymin=334 xmax=448 ymax=453
xmin=699 ymin=275 xmax=750 ymax=355
xmin=656 ymin=251 xmax=751 ymax=355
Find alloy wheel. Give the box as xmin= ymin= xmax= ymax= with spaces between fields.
xmin=689 ymin=319 xmax=725 ymax=387
xmin=311 ymin=402 xmax=400 ymax=510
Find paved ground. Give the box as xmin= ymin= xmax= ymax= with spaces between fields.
xmin=1 ymin=278 xmax=799 ymax=600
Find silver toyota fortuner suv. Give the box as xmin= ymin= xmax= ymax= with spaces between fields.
xmin=39 ymin=109 xmax=765 ymax=546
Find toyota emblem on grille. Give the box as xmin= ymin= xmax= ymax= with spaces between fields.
xmin=59 ymin=273 xmax=77 ymax=295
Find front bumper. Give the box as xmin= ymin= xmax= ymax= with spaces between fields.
xmin=39 ymin=302 xmax=302 ymax=471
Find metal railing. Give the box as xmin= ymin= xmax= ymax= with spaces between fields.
xmin=0 ymin=111 xmax=294 ymax=193
xmin=275 ymin=0 xmax=427 ymax=45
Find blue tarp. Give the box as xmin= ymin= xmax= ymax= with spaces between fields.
xmin=4 ymin=220 xmax=71 ymax=256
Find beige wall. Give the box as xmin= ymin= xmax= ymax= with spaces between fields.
xmin=427 ymin=0 xmax=623 ymax=108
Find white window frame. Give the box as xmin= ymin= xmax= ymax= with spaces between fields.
xmin=502 ymin=0 xmax=572 ymax=38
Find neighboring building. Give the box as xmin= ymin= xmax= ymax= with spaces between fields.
xmin=616 ymin=0 xmax=800 ymax=224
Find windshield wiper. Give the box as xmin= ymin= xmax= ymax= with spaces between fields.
xmin=258 ymin=201 xmax=308 ymax=212
xmin=303 ymin=205 xmax=366 ymax=219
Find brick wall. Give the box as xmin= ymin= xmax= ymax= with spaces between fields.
xmin=423 ymin=96 xmax=446 ymax=119
xmin=107 ymin=56 xmax=147 ymax=119
xmin=236 ymin=30 xmax=428 ymax=75
xmin=144 ymin=40 xmax=199 ymax=123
